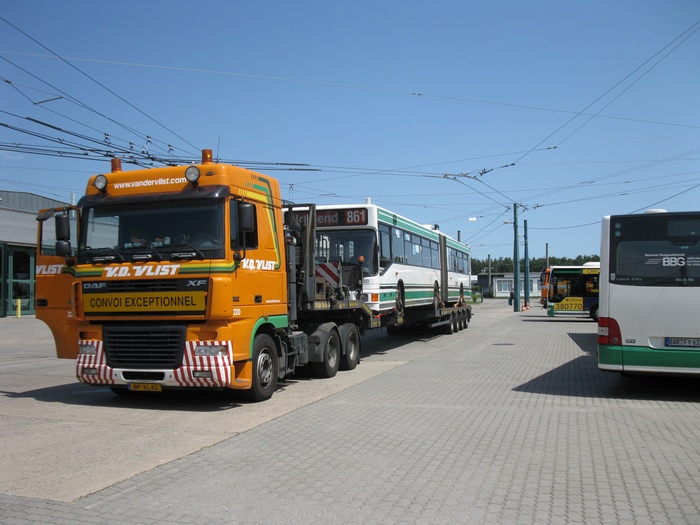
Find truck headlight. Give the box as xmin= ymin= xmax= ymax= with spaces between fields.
xmin=78 ymin=343 xmax=97 ymax=355
xmin=194 ymin=344 xmax=227 ymax=357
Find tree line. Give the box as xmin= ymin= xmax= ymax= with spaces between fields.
xmin=471 ymin=255 xmax=600 ymax=275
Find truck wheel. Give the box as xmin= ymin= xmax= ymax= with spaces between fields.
xmin=244 ymin=334 xmax=278 ymax=402
xmin=310 ymin=326 xmax=341 ymax=378
xmin=339 ymin=323 xmax=361 ymax=370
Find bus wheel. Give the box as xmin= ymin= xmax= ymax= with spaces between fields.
xmin=387 ymin=323 xmax=401 ymax=336
xmin=339 ymin=323 xmax=361 ymax=370
xmin=244 ymin=334 xmax=278 ymax=402
xmin=310 ymin=326 xmax=341 ymax=378
xmin=395 ymin=282 xmax=405 ymax=316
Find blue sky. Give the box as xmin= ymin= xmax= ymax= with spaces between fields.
xmin=1 ymin=1 xmax=699 ymax=261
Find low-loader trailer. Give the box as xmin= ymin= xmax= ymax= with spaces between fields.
xmin=36 ymin=150 xmax=471 ymax=401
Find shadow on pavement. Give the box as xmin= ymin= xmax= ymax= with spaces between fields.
xmin=513 ymin=338 xmax=700 ymax=403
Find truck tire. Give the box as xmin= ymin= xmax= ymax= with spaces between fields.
xmin=243 ymin=334 xmax=278 ymax=402
xmin=339 ymin=323 xmax=361 ymax=370
xmin=310 ymin=326 xmax=341 ymax=378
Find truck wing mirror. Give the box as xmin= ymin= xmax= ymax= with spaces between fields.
xmin=54 ymin=214 xmax=74 ymax=263
xmin=55 ymin=214 xmax=71 ymax=241
xmin=238 ymin=202 xmax=255 ymax=233
xmin=233 ymin=202 xmax=255 ymax=261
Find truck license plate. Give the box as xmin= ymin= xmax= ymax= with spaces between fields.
xmin=128 ymin=383 xmax=162 ymax=392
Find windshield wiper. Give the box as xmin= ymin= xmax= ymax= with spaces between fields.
xmin=164 ymin=244 xmax=206 ymax=260
xmin=84 ymin=247 xmax=125 ymax=263
xmin=130 ymin=246 xmax=165 ymax=261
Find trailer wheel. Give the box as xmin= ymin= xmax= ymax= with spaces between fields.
xmin=452 ymin=313 xmax=459 ymax=333
xmin=443 ymin=317 xmax=454 ymax=335
xmin=310 ymin=326 xmax=341 ymax=378
xmin=244 ymin=334 xmax=278 ymax=402
xmin=339 ymin=323 xmax=361 ymax=370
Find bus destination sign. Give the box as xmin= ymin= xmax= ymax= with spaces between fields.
xmin=316 ymin=208 xmax=368 ymax=227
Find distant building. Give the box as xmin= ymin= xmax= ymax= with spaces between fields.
xmin=0 ymin=190 xmax=68 ymax=317
xmin=477 ymin=271 xmax=541 ymax=304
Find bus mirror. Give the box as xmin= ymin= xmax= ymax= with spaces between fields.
xmin=55 ymin=214 xmax=71 ymax=241
xmin=238 ymin=202 xmax=255 ymax=233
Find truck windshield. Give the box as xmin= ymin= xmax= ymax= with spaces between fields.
xmin=78 ymin=199 xmax=225 ymax=263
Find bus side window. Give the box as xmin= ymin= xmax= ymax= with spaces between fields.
xmin=379 ymin=226 xmax=391 ymax=267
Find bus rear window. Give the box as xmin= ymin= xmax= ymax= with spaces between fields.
xmin=610 ymin=215 xmax=700 ymax=286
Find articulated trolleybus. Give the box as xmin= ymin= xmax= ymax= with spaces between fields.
xmin=298 ymin=203 xmax=472 ymax=330
xmin=598 ymin=210 xmax=700 ymax=375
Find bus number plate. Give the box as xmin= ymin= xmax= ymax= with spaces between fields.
xmin=665 ymin=337 xmax=700 ymax=348
xmin=128 ymin=383 xmax=162 ymax=392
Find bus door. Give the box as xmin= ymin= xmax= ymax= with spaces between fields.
xmin=35 ymin=207 xmax=81 ymax=359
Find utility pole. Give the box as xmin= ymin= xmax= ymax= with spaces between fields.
xmin=524 ymin=219 xmax=530 ymax=309
xmin=513 ymin=204 xmax=520 ymax=312
xmin=488 ymin=254 xmax=492 ymax=298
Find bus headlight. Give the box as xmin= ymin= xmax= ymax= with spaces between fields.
xmin=194 ymin=344 xmax=227 ymax=357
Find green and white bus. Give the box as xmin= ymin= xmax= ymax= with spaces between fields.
xmin=598 ymin=210 xmax=700 ymax=375
xmin=310 ymin=204 xmax=471 ymax=315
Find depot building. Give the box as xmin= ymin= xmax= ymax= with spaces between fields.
xmin=0 ymin=190 xmax=68 ymax=317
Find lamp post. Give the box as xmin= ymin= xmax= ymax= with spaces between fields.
xmin=524 ymin=219 xmax=530 ymax=310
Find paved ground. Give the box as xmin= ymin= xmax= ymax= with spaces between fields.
xmin=1 ymin=300 xmax=700 ymax=524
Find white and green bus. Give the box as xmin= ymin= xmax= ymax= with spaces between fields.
xmin=598 ymin=210 xmax=700 ymax=375
xmin=309 ymin=204 xmax=472 ymax=315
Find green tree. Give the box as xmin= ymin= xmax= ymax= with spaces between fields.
xmin=472 ymin=254 xmax=599 ymax=275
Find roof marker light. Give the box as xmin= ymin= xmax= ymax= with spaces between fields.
xmin=94 ymin=174 xmax=108 ymax=192
xmin=185 ymin=166 xmax=201 ymax=185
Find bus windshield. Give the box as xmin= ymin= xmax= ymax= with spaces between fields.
xmin=315 ymin=229 xmax=378 ymax=276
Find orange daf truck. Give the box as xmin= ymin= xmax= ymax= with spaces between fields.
xmin=36 ymin=150 xmax=470 ymax=401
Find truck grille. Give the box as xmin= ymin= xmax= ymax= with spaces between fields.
xmin=102 ymin=279 xmax=180 ymax=292
xmin=103 ymin=324 xmax=186 ymax=369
